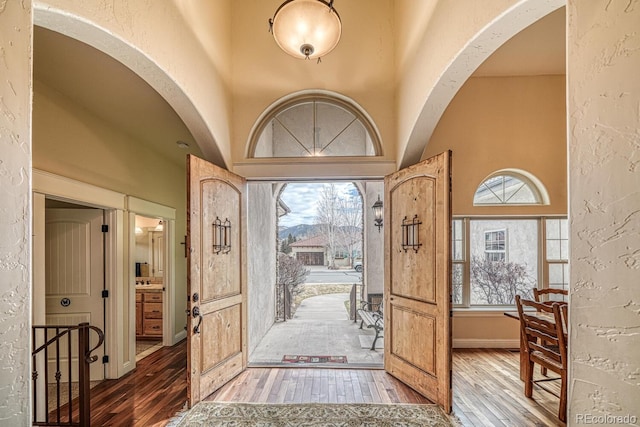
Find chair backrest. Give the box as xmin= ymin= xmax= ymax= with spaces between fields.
xmin=516 ymin=295 xmax=567 ymax=368
xmin=533 ymin=288 xmax=568 ymax=304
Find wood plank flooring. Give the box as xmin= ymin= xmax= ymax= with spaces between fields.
xmin=84 ymin=341 xmax=187 ymax=426
xmin=86 ymin=343 xmax=565 ymax=426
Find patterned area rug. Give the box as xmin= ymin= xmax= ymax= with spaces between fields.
xmin=281 ymin=355 xmax=347 ymax=364
xmin=170 ymin=402 xmax=455 ymax=426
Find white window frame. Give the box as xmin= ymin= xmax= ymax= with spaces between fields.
xmin=453 ymin=216 xmax=568 ymax=309
xmin=484 ymin=229 xmax=507 ymax=262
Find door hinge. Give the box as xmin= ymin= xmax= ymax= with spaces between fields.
xmin=102 ymin=289 xmax=109 ymax=298
xmin=102 ymin=355 xmax=109 ymax=364
xmin=102 ymin=224 xmax=109 ymax=232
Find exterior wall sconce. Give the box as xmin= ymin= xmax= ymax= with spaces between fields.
xmin=372 ymin=195 xmax=383 ymax=232
xmin=268 ymin=0 xmax=342 ymax=62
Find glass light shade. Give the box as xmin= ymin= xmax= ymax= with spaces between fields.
xmin=271 ymin=0 xmax=342 ymax=60
xmin=372 ymin=195 xmax=383 ymax=229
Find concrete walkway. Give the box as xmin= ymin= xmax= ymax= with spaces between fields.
xmin=250 ymin=293 xmax=383 ymax=366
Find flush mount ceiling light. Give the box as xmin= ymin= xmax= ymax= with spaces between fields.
xmin=269 ymin=0 xmax=342 ymax=61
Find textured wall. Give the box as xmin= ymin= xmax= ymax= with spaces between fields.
xmin=0 ymin=0 xmax=32 ymax=425
xmin=364 ymin=181 xmax=384 ymax=296
xmin=247 ymin=183 xmax=277 ymax=356
xmin=568 ymin=1 xmax=640 ymax=423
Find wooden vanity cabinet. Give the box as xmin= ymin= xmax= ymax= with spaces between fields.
xmin=136 ymin=289 xmax=163 ymax=339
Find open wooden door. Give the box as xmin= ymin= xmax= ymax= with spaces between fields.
xmin=187 ymin=155 xmax=247 ymax=407
xmin=383 ymin=151 xmax=452 ymax=412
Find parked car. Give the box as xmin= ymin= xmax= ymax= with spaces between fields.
xmin=354 ymin=263 xmax=363 ymax=272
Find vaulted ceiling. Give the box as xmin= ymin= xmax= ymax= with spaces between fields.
xmin=33 ymin=6 xmax=565 ymax=167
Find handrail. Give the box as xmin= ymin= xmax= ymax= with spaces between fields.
xmin=31 ymin=322 xmax=104 ymax=427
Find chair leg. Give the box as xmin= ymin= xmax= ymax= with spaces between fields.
xmin=370 ymin=329 xmax=379 ymax=350
xmin=559 ymin=371 xmax=567 ymax=422
xmin=524 ymin=360 xmax=534 ymax=398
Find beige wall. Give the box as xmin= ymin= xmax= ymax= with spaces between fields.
xmin=0 ymin=0 xmax=32 ymax=423
xmin=35 ymin=0 xmax=232 ymax=167
xmin=230 ymin=1 xmax=395 ymax=171
xmin=33 ymin=81 xmax=199 ymax=342
xmin=568 ymin=1 xmax=640 ymax=421
xmin=426 ymin=75 xmax=567 ymax=346
xmin=395 ymin=0 xmax=565 ymax=168
xmin=424 ymin=75 xmax=567 ymax=216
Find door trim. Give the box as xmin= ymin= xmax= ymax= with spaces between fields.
xmin=127 ymin=196 xmax=177 ymax=350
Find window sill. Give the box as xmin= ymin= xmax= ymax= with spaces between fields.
xmin=452 ymin=308 xmax=515 ymax=317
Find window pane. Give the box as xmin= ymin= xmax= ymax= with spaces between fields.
xmin=255 ymin=99 xmax=376 ymax=157
xmin=452 ymin=219 xmax=464 ymax=261
xmin=474 ymin=175 xmax=540 ymax=205
xmin=547 ymin=239 xmax=561 ymax=260
xmin=549 ymin=263 xmax=569 ymax=291
xmin=470 ymin=219 xmax=538 ymax=305
xmin=546 ymin=218 xmax=569 ymax=261
xmin=452 ymin=263 xmax=464 ymax=305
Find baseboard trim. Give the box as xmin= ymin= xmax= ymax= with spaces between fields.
xmin=453 ymin=338 xmax=519 ymax=349
xmin=173 ymin=330 xmax=187 ymax=344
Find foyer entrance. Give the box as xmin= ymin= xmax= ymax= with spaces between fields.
xmin=186 ymin=152 xmax=452 ymax=413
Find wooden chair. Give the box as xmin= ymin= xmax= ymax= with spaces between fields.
xmin=533 ymin=288 xmax=568 ymax=376
xmin=533 ymin=288 xmax=568 ymax=304
xmin=516 ymin=295 xmax=568 ymax=422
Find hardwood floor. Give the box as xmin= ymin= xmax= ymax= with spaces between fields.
xmin=206 ymin=367 xmax=430 ymax=404
xmin=86 ymin=343 xmax=565 ymax=426
xmin=85 ymin=341 xmax=187 ymax=426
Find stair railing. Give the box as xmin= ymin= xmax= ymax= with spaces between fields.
xmin=32 ymin=322 xmax=104 ymax=426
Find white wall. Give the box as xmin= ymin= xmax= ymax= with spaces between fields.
xmin=567 ymin=1 xmax=640 ymax=422
xmin=364 ymin=181 xmax=384 ymax=296
xmin=247 ymin=183 xmax=277 ymax=356
xmin=0 ymin=1 xmax=32 ymax=424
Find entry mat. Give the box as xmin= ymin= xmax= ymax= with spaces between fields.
xmin=282 ymin=355 xmax=348 ymax=364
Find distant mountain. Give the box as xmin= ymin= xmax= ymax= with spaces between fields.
xmin=278 ymin=224 xmax=322 ymax=241
xmin=278 ymin=224 xmax=362 ymax=241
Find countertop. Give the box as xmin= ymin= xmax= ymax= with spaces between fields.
xmin=135 ymin=284 xmax=164 ymax=291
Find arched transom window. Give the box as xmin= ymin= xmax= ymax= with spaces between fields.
xmin=473 ymin=170 xmax=549 ymax=205
xmin=249 ymin=93 xmax=381 ymax=158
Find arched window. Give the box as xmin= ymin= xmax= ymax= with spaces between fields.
xmin=473 ymin=170 xmax=549 ymax=205
xmin=248 ymin=92 xmax=382 ymax=158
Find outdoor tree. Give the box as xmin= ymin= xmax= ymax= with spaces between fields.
xmin=314 ymin=184 xmax=341 ymax=268
xmin=314 ymin=184 xmax=363 ymax=269
xmin=335 ymin=193 xmax=362 ymax=267
xmin=276 ymin=253 xmax=309 ymax=318
xmin=279 ymin=233 xmax=296 ymax=254
xmin=470 ymin=256 xmax=534 ymax=304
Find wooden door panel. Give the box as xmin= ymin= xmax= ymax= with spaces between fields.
xmin=389 ymin=304 xmax=436 ymax=376
xmin=384 ymin=151 xmax=451 ymax=413
xmin=201 ymin=304 xmax=242 ymax=371
xmin=390 ymin=176 xmax=437 ymax=303
xmin=200 ymin=179 xmax=241 ymax=301
xmin=187 ymin=155 xmax=247 ymax=407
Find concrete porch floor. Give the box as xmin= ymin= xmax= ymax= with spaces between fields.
xmin=249 ymin=293 xmax=384 ymax=367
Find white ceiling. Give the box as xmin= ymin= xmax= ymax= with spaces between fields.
xmin=33 ymin=7 xmax=565 ymax=164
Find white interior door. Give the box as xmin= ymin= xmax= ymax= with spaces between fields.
xmin=45 ymin=208 xmax=105 ymax=381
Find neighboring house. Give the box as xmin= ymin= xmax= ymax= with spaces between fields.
xmin=290 ymin=235 xmax=327 ymax=266
xmin=1 ymin=1 xmax=637 ymax=424
xmin=290 ymin=234 xmax=362 ymax=268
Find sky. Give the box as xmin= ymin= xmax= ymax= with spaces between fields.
xmin=278 ymin=182 xmax=360 ymax=227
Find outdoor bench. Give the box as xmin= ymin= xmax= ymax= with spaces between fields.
xmin=357 ymin=301 xmax=383 ymax=350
